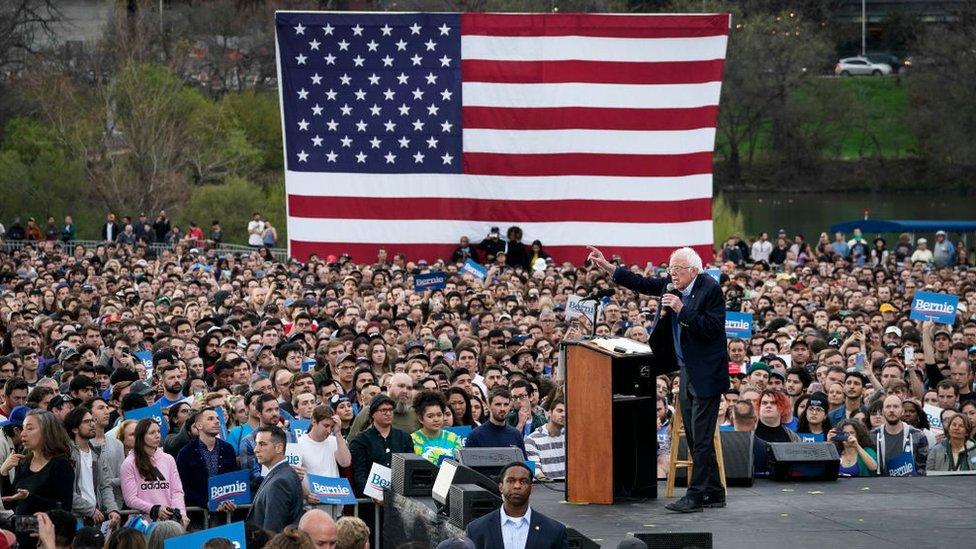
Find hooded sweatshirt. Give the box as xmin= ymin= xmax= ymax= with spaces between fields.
xmin=120 ymin=447 xmax=186 ymax=515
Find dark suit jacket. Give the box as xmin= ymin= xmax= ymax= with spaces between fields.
xmin=101 ymin=222 xmax=121 ymax=241
xmin=246 ymin=460 xmax=304 ymax=531
xmin=466 ymin=507 xmax=568 ymax=549
xmin=612 ymin=269 xmax=730 ymax=398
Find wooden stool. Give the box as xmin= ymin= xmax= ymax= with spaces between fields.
xmin=665 ymin=396 xmax=726 ymax=498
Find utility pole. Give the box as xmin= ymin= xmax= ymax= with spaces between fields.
xmin=861 ymin=0 xmax=866 ymax=56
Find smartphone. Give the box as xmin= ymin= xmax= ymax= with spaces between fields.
xmin=903 ymin=347 xmax=915 ymax=365
xmin=13 ymin=514 xmax=39 ymax=534
xmin=855 ymin=353 xmax=866 ymax=372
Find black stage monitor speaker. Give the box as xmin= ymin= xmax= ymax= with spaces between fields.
xmin=432 ymin=459 xmax=499 ymax=507
xmin=720 ymin=430 xmax=755 ymax=487
xmin=456 ymin=447 xmax=525 ymax=479
xmin=671 ymin=430 xmax=755 ymax=487
xmin=391 ymin=453 xmax=438 ymax=496
xmin=635 ymin=532 xmax=712 ymax=549
xmin=447 ymin=484 xmax=501 ymax=530
xmin=768 ymin=442 xmax=840 ymax=481
xmin=566 ymin=528 xmax=600 ymax=549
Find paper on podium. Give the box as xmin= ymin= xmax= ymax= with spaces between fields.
xmin=590 ymin=337 xmax=651 ymax=355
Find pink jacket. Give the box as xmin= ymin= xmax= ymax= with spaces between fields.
xmin=120 ymin=448 xmax=186 ymax=514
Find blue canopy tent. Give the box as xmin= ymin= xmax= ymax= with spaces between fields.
xmin=829 ymin=220 xmax=976 ymax=235
xmin=829 ymin=219 xmax=976 ymax=246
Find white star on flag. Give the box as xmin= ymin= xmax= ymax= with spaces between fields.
xmin=294 ymin=24 xmax=305 ymax=35
xmin=297 ymin=150 xmax=309 ymax=161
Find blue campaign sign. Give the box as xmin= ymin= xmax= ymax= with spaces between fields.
xmin=414 ymin=271 xmax=447 ymax=292
xmin=133 ymin=350 xmax=154 ymax=378
xmin=301 ymin=358 xmax=317 ymax=373
xmin=164 ymin=521 xmax=246 ymax=549
xmin=910 ymin=291 xmax=960 ymax=324
xmin=725 ymin=311 xmax=753 ymax=339
xmin=444 ymin=425 xmax=472 ymax=447
xmin=290 ymin=419 xmax=311 ymax=440
xmin=126 ymin=403 xmax=168 ymax=438
xmin=705 ymin=267 xmax=721 ymax=282
xmin=307 ymin=474 xmax=358 ymax=505
xmin=215 ymin=406 xmax=229 ymax=441
xmin=461 ymin=258 xmax=487 ymax=280
xmin=207 ymin=470 xmax=251 ymax=511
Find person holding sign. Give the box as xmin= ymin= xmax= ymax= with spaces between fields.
xmin=247 ymin=425 xmax=304 ymax=531
xmin=175 ymin=408 xmax=239 ymax=512
xmin=411 ymin=390 xmax=462 ymax=465
xmin=120 ymin=418 xmax=189 ymax=528
xmin=349 ymin=395 xmax=411 ymax=498
xmin=295 ymin=405 xmax=352 ymax=504
xmin=588 ymin=245 xmax=729 ymax=513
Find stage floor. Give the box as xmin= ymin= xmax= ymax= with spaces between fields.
xmin=531 ymin=477 xmax=976 ymax=548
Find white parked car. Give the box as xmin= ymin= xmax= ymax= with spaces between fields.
xmin=834 ymin=57 xmax=892 ymax=76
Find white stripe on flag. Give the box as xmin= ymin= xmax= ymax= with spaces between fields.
xmin=461 ymin=82 xmax=723 ymax=109
xmin=284 ymin=172 xmax=713 ymax=202
xmin=286 ymin=218 xmax=713 ymax=247
xmin=462 ymin=128 xmax=717 ymax=155
xmin=461 ymin=35 xmax=729 ymax=63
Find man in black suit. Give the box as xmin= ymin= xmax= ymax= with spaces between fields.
xmin=588 ymin=246 xmax=729 ymax=513
xmin=100 ymin=212 xmax=121 ymax=242
xmin=247 ymin=425 xmax=304 ymax=531
xmin=465 ymin=462 xmax=567 ymax=549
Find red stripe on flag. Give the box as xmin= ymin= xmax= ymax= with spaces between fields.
xmin=461 ymin=13 xmax=730 ymax=38
xmin=290 ymin=241 xmax=713 ymax=266
xmin=287 ymin=195 xmax=712 ymax=224
xmin=461 ymin=60 xmax=726 ymax=85
xmin=462 ymin=106 xmax=720 ymax=131
xmin=463 ymin=152 xmax=713 ymax=177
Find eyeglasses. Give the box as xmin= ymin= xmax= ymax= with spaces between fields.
xmin=667 ymin=265 xmax=693 ymax=275
xmin=375 ymin=408 xmax=394 ymax=414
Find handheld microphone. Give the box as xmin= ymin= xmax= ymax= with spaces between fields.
xmin=580 ymin=288 xmax=615 ymax=302
xmin=661 ymin=283 xmax=680 ymax=316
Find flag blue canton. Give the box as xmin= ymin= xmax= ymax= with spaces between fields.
xmin=276 ymin=13 xmax=463 ymax=174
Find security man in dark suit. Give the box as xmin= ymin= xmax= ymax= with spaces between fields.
xmin=465 ymin=462 xmax=568 ymax=549
xmin=247 ymin=425 xmax=304 ymax=531
xmin=588 ymin=246 xmax=729 ymax=513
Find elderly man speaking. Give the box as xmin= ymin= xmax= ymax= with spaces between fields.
xmin=587 ymin=246 xmax=729 ymax=513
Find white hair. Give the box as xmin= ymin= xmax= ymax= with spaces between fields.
xmin=669 ymin=247 xmax=703 ymax=273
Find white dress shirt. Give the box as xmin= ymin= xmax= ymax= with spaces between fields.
xmin=500 ymin=505 xmax=532 ymax=549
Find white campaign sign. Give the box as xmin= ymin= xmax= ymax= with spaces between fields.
xmin=363 ymin=463 xmax=392 ymax=501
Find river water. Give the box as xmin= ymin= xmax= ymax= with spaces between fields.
xmin=723 ymin=191 xmax=976 ymax=239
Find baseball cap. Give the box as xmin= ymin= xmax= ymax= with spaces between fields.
xmin=329 ymin=394 xmax=352 ymax=411
xmin=0 ymin=406 xmax=28 ymax=428
xmin=879 ymin=303 xmax=896 ymax=313
xmin=884 ymin=326 xmax=902 ymax=337
xmin=58 ymin=347 xmax=81 ymax=362
xmin=934 ymin=327 xmax=952 ymax=338
xmin=336 ymin=352 xmax=356 ymax=364
xmin=917 ymin=238 xmax=927 ymax=244
xmin=769 ymin=369 xmax=786 ymax=382
xmin=129 ymin=380 xmax=154 ymax=396
xmin=936 ymin=230 xmax=947 ymax=236
xmin=807 ymin=391 xmax=828 ymax=410
xmin=728 ymin=362 xmax=742 ymax=376
xmin=747 ymin=362 xmax=770 ymax=376
xmin=790 ymin=339 xmax=809 ymax=349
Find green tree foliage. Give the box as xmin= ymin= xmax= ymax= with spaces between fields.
xmin=907 ymin=2 xmax=976 ymax=174
xmin=712 ymin=193 xmax=744 ymax=245
xmin=223 ymin=90 xmax=283 ymax=172
xmin=181 ymin=175 xmax=286 ymax=245
xmin=0 ymin=117 xmax=94 ymax=226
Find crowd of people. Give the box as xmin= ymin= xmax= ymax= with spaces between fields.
xmin=0 ymin=214 xmax=974 ymax=548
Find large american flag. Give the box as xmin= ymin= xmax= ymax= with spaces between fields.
xmin=274 ymin=11 xmax=729 ymax=264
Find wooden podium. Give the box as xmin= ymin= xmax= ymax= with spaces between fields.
xmin=564 ymin=339 xmax=665 ymax=504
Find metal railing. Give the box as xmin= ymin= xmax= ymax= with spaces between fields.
xmin=115 ymin=498 xmax=381 ymax=547
xmin=0 ymin=239 xmax=290 ymax=261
